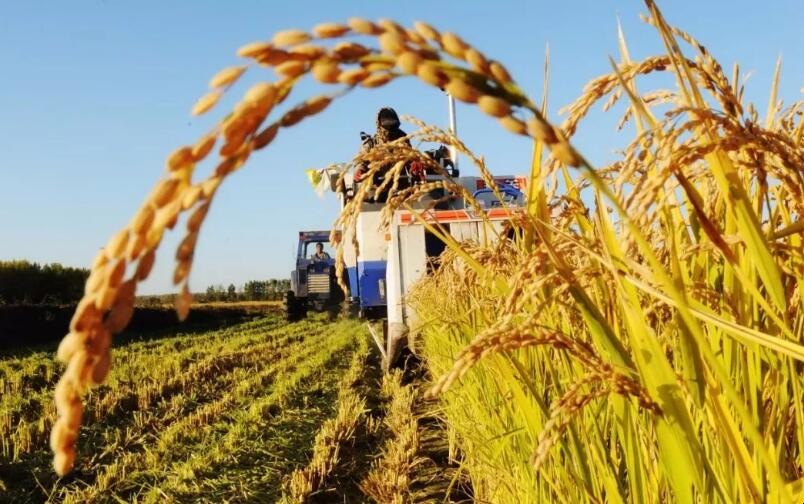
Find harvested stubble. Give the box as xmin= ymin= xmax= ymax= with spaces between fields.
xmin=359 ymin=371 xmax=424 ymax=504
xmin=47 ymin=2 xmax=804 ymax=504
xmin=283 ymin=330 xmax=370 ymax=502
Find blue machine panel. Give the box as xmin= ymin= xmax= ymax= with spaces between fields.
xmin=357 ymin=260 xmax=386 ymax=307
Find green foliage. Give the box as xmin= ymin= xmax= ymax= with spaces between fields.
xmin=0 ymin=260 xmax=88 ymax=305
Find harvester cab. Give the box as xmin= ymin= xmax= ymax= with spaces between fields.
xmin=285 ymin=230 xmax=344 ymax=321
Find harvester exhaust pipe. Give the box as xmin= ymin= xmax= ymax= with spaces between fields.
xmin=447 ymin=93 xmax=458 ymax=170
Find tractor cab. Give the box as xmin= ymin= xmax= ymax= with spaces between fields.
xmin=286 ymin=231 xmax=344 ymax=321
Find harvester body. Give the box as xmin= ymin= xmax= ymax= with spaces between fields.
xmin=328 ymin=166 xmax=526 ymax=368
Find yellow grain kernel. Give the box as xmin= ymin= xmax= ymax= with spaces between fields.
xmin=280 ymin=107 xmax=305 ymax=127
xmin=289 ymin=44 xmax=326 ymax=60
xmin=498 ymin=115 xmax=527 ymax=135
xmin=191 ymin=134 xmax=217 ymax=162
xmin=176 ymin=232 xmax=198 ymax=261
xmin=396 ymin=51 xmax=422 ymax=74
xmin=378 ymin=19 xmax=406 ymax=35
xmin=253 ymin=123 xmax=280 ymax=149
xmin=338 ymin=68 xmax=370 ymax=86
xmin=151 ymin=179 xmax=179 ymax=208
xmin=312 ymin=22 xmax=350 ymax=38
xmin=84 ymin=269 xmax=104 ymax=294
xmin=416 ymin=61 xmax=448 ymax=87
xmin=181 ymin=185 xmax=202 ymax=210
xmin=441 ymin=33 xmax=468 ymax=60
xmin=331 ymin=42 xmax=371 ymax=61
xmin=167 ymin=146 xmax=193 ymax=172
xmin=53 ymin=449 xmax=76 ymax=476
xmin=379 ymin=31 xmax=406 ymax=55
xmin=209 ymin=65 xmax=247 ymax=89
xmin=145 ymin=225 xmax=164 ymax=250
xmin=465 ymin=48 xmax=489 ymax=73
xmin=91 ymin=351 xmax=111 ymax=385
xmin=311 ymin=60 xmax=341 ymax=84
xmin=275 ymin=60 xmax=308 ymax=78
xmin=91 ymin=249 xmax=108 ymax=270
xmin=187 ymin=203 xmax=209 ymax=232
xmin=237 ymin=40 xmax=272 ymax=58
xmin=175 ymin=284 xmax=192 ymax=321
xmin=348 ymin=17 xmax=381 ymax=35
xmin=96 ymin=282 xmax=117 ymax=311
xmin=57 ymin=332 xmax=83 ymax=363
xmin=105 ymin=259 xmax=126 ymax=289
xmin=489 ymin=60 xmax=512 ymax=84
xmin=106 ymin=297 xmax=135 ymax=334
xmin=136 ymin=249 xmax=156 ymax=281
xmin=272 ymin=29 xmax=310 ymax=47
xmin=191 ymin=90 xmax=221 ymax=116
xmin=362 ymin=60 xmax=395 ymax=72
xmin=219 ymin=136 xmax=247 ymax=158
xmin=445 ymin=79 xmax=480 ymax=103
xmin=361 ymin=72 xmax=394 ymax=88
xmin=50 ymin=419 xmax=78 ymax=453
xmin=126 ymin=233 xmax=146 ymax=261
xmin=255 ymin=48 xmax=290 ymax=66
xmin=54 ymin=378 xmax=79 ymax=416
xmin=477 ymin=95 xmax=511 ymax=117
xmin=65 ymin=349 xmax=93 ymax=389
xmin=246 ymin=82 xmax=277 ymax=110
xmin=201 ymin=177 xmax=222 ymax=199
xmin=71 ymin=296 xmax=100 ymax=332
xmin=405 ymin=29 xmax=425 ymax=46
xmin=413 ymin=21 xmax=439 ymax=41
xmin=550 ymin=142 xmax=582 ymax=167
xmin=106 ymin=229 xmax=129 ymax=259
xmin=304 ymin=95 xmax=332 ymax=116
xmin=527 ymin=118 xmax=559 ymax=144
xmin=131 ymin=205 xmax=156 ymax=235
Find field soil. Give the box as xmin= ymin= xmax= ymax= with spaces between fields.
xmin=1 ymin=311 xmax=468 ymax=503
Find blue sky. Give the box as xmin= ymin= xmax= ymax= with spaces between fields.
xmin=0 ymin=1 xmax=801 ymax=295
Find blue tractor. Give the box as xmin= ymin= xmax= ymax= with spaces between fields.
xmin=285 ymin=230 xmax=345 ymax=321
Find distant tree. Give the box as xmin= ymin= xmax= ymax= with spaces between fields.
xmin=0 ymin=260 xmax=89 ymax=305
xmin=227 ymin=283 xmax=237 ymax=301
xmin=243 ymin=280 xmax=266 ymax=300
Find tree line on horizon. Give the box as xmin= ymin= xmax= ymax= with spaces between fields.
xmin=0 ymin=260 xmax=289 ymax=306
xmin=0 ymin=260 xmax=89 ymax=305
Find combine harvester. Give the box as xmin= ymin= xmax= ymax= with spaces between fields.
xmin=329 ymin=153 xmax=527 ymax=369
xmin=322 ymin=112 xmax=527 ymax=368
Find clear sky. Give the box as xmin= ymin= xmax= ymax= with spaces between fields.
xmin=1 ymin=1 xmax=801 ymax=295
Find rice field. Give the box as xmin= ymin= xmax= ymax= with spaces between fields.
xmin=23 ymin=1 xmax=802 ymax=502
xmin=0 ymin=312 xmax=466 ymax=503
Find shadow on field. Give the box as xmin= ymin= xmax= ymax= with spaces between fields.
xmin=0 ymin=303 xmax=279 ymax=356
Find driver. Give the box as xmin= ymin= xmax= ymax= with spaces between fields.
xmin=354 ymin=107 xmax=410 ymax=183
xmin=311 ymin=242 xmax=330 ymax=262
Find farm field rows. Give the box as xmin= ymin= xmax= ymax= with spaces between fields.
xmin=0 ymin=311 xmax=467 ymax=503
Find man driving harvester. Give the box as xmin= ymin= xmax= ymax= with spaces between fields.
xmin=354 ymin=107 xmax=411 ymax=191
